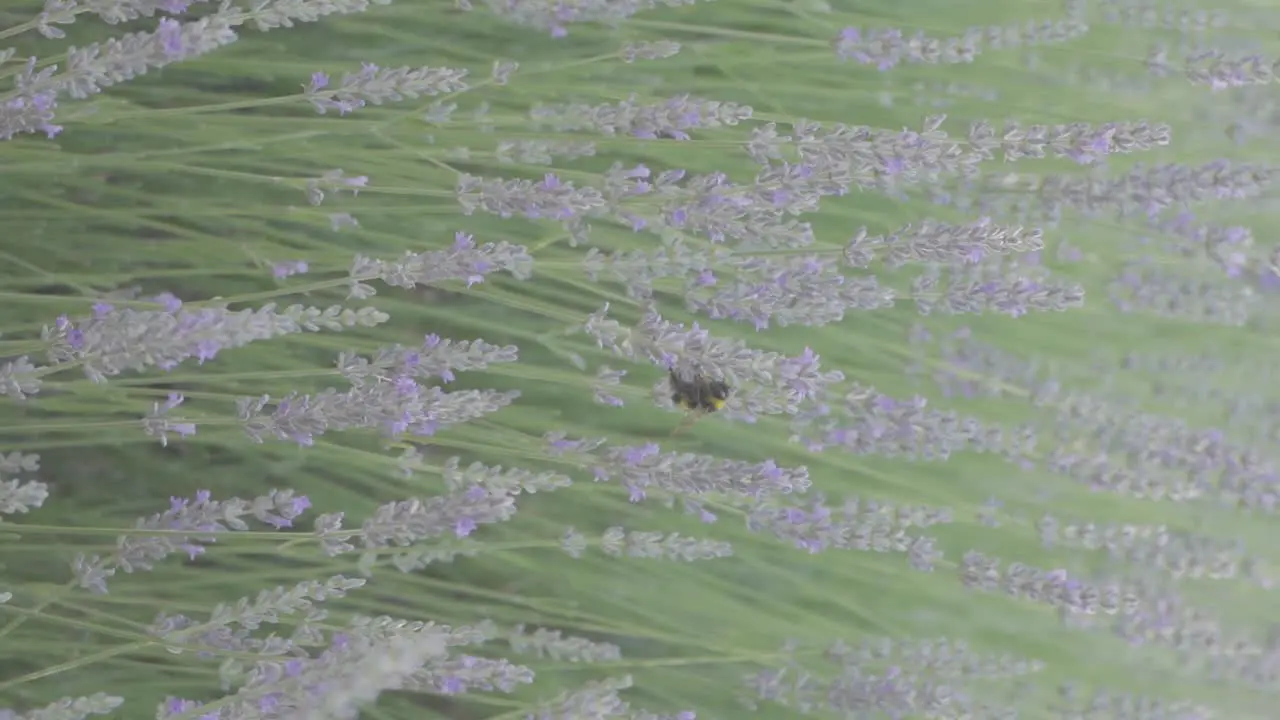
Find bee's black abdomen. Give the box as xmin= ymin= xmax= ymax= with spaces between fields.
xmin=668 ymin=366 xmax=731 ymax=414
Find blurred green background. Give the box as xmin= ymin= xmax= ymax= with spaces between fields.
xmin=1 ymin=0 xmax=1277 ymax=718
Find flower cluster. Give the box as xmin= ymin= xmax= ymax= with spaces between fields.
xmin=530 ymin=94 xmax=752 ymax=139
xmin=337 ymin=335 xmax=519 ymax=385
xmin=71 ymin=489 xmax=312 ymax=594
xmin=746 ymin=493 xmax=949 ymax=569
xmin=0 ymin=451 xmax=46 ymax=517
xmin=834 ymin=19 xmax=1088 ymax=70
xmin=746 ymin=636 xmax=1042 ymax=718
xmin=580 ymin=305 xmax=844 ymax=417
xmin=44 ymin=298 xmax=389 ymax=382
xmin=237 ymin=382 xmax=521 ymax=446
xmin=348 ymin=231 xmax=534 ymax=299
xmin=304 ymin=62 xmax=469 ymax=114
xmin=550 ymin=435 xmax=810 ymax=506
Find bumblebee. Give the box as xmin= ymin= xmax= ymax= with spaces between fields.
xmin=667 ymin=368 xmax=731 ymax=435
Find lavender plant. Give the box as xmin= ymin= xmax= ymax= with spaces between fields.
xmin=0 ymin=0 xmax=1277 ymax=718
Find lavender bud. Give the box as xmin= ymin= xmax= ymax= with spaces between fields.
xmin=1 ymin=694 xmax=123 ymax=719
xmin=36 ymin=0 xmax=203 ymax=37
xmin=314 ymin=512 xmax=356 ymax=557
xmin=620 ymin=40 xmax=682 ymax=62
xmin=747 ymin=635 xmax=1039 ymax=718
xmin=490 ymin=59 xmax=518 ymax=85
xmin=0 ymin=356 xmax=42 ymax=399
xmin=304 ymin=168 xmax=368 ymax=205
xmin=51 ymin=14 xmax=238 ymax=100
xmin=0 ymin=60 xmax=61 ymax=141
xmin=845 ymin=218 xmax=1043 ymax=270
xmin=960 ymin=551 xmax=1145 ymax=617
xmin=600 ymin=527 xmax=733 ymax=561
xmin=687 ymin=254 xmax=894 ymax=329
xmin=531 ymin=94 xmax=751 ymax=139
xmin=506 ymin=625 xmax=622 ymax=662
xmin=569 ymin=439 xmax=808 ymax=505
xmin=347 ymin=231 xmax=532 ymax=299
xmin=0 ymin=451 xmax=47 ymax=517
xmin=789 ymin=114 xmax=985 ymax=192
xmin=45 ymin=301 xmax=388 ymax=382
xmin=967 ymin=118 xmax=1172 ymax=164
xmin=0 ymin=450 xmax=40 ymax=475
xmin=561 ymin=527 xmax=589 ymax=558
xmin=790 ymin=385 xmax=985 ymax=460
xmin=237 ymin=381 xmax=520 ymax=445
xmin=329 ymin=212 xmax=360 ymax=231
xmin=272 ymin=259 xmax=310 ymax=279
xmin=337 ymin=334 xmax=519 ymax=385
xmin=747 ymin=493 xmax=950 ymax=561
xmin=643 ymin=162 xmax=821 ymax=248
xmin=583 ymin=238 xmax=730 ymax=301
xmin=207 ymin=624 xmax=451 ymax=720
xmin=1184 ymin=49 xmax=1277 ymax=89
xmin=495 ymin=139 xmax=597 ymax=165
xmin=912 ymin=258 xmax=1085 ymax=316
xmin=834 ymin=19 xmax=1088 ymax=70
xmin=71 ymin=489 xmax=310 ymax=593
xmin=456 ymin=172 xmax=607 ymax=221
xmin=466 ymin=0 xmax=713 ymax=36
xmin=304 ymin=62 xmax=468 ymax=114
xmin=526 ymin=676 xmax=633 ymax=720
xmin=415 ymin=653 xmax=535 ymax=695
xmin=357 ymin=488 xmax=518 ymax=553
xmin=140 ymin=391 xmax=197 ymax=447
xmin=1108 ymin=260 xmax=1255 ymax=326
xmin=591 ymin=365 xmax=627 ymax=407
xmin=442 ymin=456 xmax=572 ymax=495
xmin=149 ymin=575 xmax=364 ymax=655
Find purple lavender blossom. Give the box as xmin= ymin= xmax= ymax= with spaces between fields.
xmin=7 ymin=695 xmax=125 ymax=720
xmin=237 ymin=378 xmax=520 ymax=446
xmin=580 ymin=305 xmax=844 ymax=418
xmin=347 ymin=233 xmax=532 ymax=299
xmin=563 ymin=438 xmax=809 ymax=506
xmin=0 ymin=83 xmax=62 ymax=140
xmin=305 ymin=168 xmax=368 ymax=205
xmin=456 ymin=172 xmax=607 ymax=221
xmin=51 ymin=14 xmax=239 ymax=100
xmin=531 ymin=94 xmax=751 ymax=139
xmin=834 ymin=20 xmax=1088 ymax=70
xmin=747 ymin=493 xmax=950 ymax=569
xmin=140 ymin=392 xmax=197 ymax=447
xmin=44 ymin=301 xmax=388 ymax=382
xmin=463 ymin=0 xmax=714 ymax=37
xmin=338 ymin=335 xmax=519 ymax=386
xmin=71 ymin=489 xmax=310 ymax=593
xmin=271 ymin=259 xmax=310 ymax=279
xmin=303 ymin=62 xmax=469 ymax=114
xmin=686 ymin=254 xmax=894 ymax=329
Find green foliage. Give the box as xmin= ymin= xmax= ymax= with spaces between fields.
xmin=1 ymin=0 xmax=1277 ymax=718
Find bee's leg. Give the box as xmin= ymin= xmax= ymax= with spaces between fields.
xmin=670 ymin=411 xmax=701 ymax=437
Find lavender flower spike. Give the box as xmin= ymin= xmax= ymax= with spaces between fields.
xmin=44 ymin=298 xmax=387 ymax=382
xmin=347 ymin=231 xmax=533 ymax=299
xmin=304 ymin=61 xmax=469 ymax=114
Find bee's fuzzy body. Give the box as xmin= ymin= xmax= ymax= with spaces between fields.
xmin=668 ymin=369 xmax=731 ymax=414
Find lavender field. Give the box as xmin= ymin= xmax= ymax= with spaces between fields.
xmin=0 ymin=0 xmax=1276 ymax=718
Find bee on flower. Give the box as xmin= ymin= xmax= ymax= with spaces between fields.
xmin=667 ymin=367 xmax=731 ymax=435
